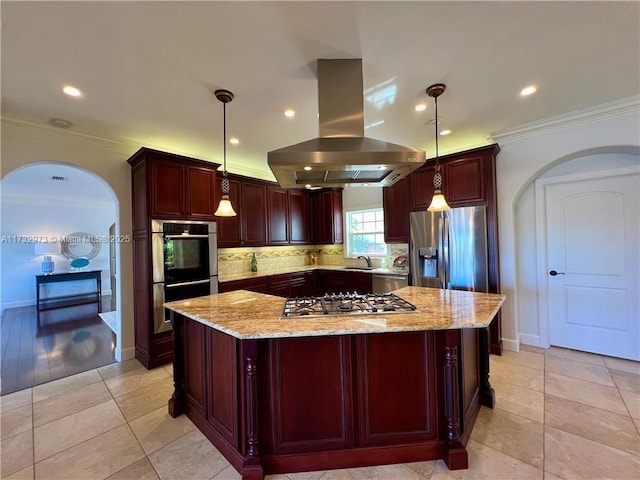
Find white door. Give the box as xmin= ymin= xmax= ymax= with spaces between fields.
xmin=544 ymin=172 xmax=639 ymax=360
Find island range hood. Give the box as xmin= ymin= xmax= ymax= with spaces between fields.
xmin=268 ymin=59 xmax=426 ymax=188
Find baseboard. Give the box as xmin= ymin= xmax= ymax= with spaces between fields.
xmin=519 ymin=333 xmax=543 ymax=348
xmin=502 ymin=337 xmax=520 ymax=352
xmin=118 ymin=346 xmax=136 ymax=362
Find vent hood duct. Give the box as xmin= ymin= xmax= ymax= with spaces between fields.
xmin=268 ymin=59 xmax=426 ymax=188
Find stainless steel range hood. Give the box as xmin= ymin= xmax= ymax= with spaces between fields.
xmin=268 ymin=59 xmax=426 ymax=188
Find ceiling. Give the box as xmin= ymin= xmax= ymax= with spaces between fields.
xmin=1 ymin=1 xmax=638 ymax=182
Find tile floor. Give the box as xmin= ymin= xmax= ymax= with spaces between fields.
xmin=1 ymin=346 xmax=639 ymax=480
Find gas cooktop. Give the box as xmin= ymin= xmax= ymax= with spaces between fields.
xmin=281 ymin=292 xmax=418 ymax=318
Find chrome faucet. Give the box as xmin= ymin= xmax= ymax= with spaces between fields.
xmin=357 ymin=255 xmax=372 ymax=267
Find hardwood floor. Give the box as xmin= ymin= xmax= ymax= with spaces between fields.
xmin=0 ymin=298 xmax=116 ymax=395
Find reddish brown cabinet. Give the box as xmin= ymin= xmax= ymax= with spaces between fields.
xmin=382 ymin=177 xmax=411 ymax=243
xmin=316 ymin=270 xmax=372 ymax=295
xmin=128 ymin=147 xmax=219 ymax=369
xmin=241 ymin=180 xmax=268 ymax=246
xmin=409 ymin=165 xmax=436 ymax=211
xmin=287 ymin=189 xmax=312 ymax=244
xmin=312 ymin=188 xmax=343 ymax=245
xmin=220 ymin=271 xmax=314 ymax=298
xmin=267 ymin=187 xmax=288 ymax=244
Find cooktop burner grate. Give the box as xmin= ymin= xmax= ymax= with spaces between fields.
xmin=281 ymin=292 xmax=417 ymax=318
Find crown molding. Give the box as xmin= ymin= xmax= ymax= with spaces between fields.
xmin=1 ymin=116 xmax=140 ymax=155
xmin=491 ymin=96 xmax=640 ymax=144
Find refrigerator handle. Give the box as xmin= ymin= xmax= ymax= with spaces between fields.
xmin=440 ymin=212 xmax=449 ymax=289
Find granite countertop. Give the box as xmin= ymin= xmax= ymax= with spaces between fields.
xmin=164 ymin=286 xmax=506 ymax=340
xmin=218 ymin=265 xmax=409 ymax=283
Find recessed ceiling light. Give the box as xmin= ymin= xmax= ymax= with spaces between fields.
xmin=303 ymin=166 xmax=312 ymax=171
xmin=440 ymin=129 xmax=452 ymax=136
xmin=520 ymin=85 xmax=537 ymax=97
xmin=62 ymin=85 xmax=83 ymax=97
xmin=415 ymin=103 xmax=427 ymax=112
xmin=284 ymin=109 xmax=296 ymax=118
xmin=229 ymin=137 xmax=239 ymax=145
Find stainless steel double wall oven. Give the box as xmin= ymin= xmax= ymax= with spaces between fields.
xmin=151 ymin=219 xmax=218 ymax=333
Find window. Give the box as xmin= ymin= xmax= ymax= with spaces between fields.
xmin=345 ymin=208 xmax=389 ymax=258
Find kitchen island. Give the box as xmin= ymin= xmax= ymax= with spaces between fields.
xmin=164 ymin=286 xmax=505 ymax=480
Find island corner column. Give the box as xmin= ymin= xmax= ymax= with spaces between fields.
xmin=240 ymin=339 xmax=264 ymax=480
xmin=168 ymin=311 xmax=185 ymax=417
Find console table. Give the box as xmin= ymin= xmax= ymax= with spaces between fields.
xmin=36 ymin=270 xmax=102 ymax=328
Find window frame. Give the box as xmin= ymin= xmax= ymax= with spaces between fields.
xmin=343 ymin=207 xmax=389 ymax=259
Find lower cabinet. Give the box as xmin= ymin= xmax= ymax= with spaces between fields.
xmin=219 ymin=271 xmax=314 ymax=297
xmin=316 ymin=270 xmax=372 ymax=295
xmin=219 ymin=277 xmax=270 ymax=294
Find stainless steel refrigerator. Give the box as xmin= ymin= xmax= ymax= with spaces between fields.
xmin=409 ymin=206 xmax=488 ymax=292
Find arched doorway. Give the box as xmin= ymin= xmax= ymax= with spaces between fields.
xmin=514 ymin=148 xmax=640 ymax=358
xmin=0 ymin=162 xmax=120 ymax=394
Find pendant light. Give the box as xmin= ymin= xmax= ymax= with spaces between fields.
xmin=426 ymin=83 xmax=451 ymax=212
xmin=214 ymin=89 xmax=237 ymax=217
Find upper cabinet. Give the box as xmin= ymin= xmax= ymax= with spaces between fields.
xmin=128 ymin=147 xmax=220 ymax=231
xmin=288 ymin=189 xmax=312 ymax=244
xmin=382 ymin=177 xmax=411 ymax=244
xmin=241 ymin=180 xmax=269 ymax=246
xmin=312 ymin=188 xmax=343 ymax=245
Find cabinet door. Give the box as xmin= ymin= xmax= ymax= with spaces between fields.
xmin=444 ymin=156 xmax=486 ymax=205
xmin=150 ymin=161 xmax=184 ymax=218
xmin=186 ymin=166 xmax=216 ymax=220
xmin=314 ymin=190 xmax=343 ymax=245
xmin=410 ymin=165 xmax=436 ymax=211
xmin=184 ymin=319 xmax=207 ymax=417
xmin=242 ymin=182 xmax=268 ymax=245
xmin=382 ymin=177 xmax=410 ymax=243
xmin=215 ymin=175 xmax=242 ymax=247
xmin=219 ymin=277 xmax=269 ymax=294
xmin=267 ymin=187 xmax=288 ymax=245
xmin=288 ymin=189 xmax=311 ymax=244
xmin=269 ymin=277 xmax=290 ymax=298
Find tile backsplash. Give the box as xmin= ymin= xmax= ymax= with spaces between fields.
xmin=218 ymin=244 xmax=408 ymax=276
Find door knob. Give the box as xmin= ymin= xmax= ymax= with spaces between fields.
xmin=549 ymin=270 xmax=565 ymax=276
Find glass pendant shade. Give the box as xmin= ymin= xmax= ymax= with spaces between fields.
xmin=214 ymin=194 xmax=237 ymax=216
xmin=427 ymin=190 xmax=451 ymax=212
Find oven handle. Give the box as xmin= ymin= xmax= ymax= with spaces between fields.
xmin=164 ymin=234 xmax=210 ymax=239
xmin=165 ymin=279 xmax=211 ymax=288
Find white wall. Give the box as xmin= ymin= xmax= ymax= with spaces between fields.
xmin=495 ymin=101 xmax=640 ymax=351
xmin=342 ymin=186 xmax=383 ymax=211
xmin=1 ymin=118 xmax=138 ymax=361
xmin=1 ymin=196 xmax=116 ymax=308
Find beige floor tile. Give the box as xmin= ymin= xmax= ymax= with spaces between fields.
xmin=313 ymin=469 xmax=357 ymax=480
xmin=33 ymin=380 xmax=112 ymax=427
xmin=34 ymin=399 xmax=126 ymax=461
xmin=519 ymin=344 xmax=546 ymax=355
xmin=543 ymin=472 xmax=564 ymax=480
xmin=491 ymin=377 xmax=544 ymax=423
xmin=403 ymin=461 xmax=438 ymax=479
xmin=604 ymin=356 xmax=640 ymax=375
xmin=0 ymin=430 xmax=33 ymax=478
xmin=3 ymin=465 xmax=34 ymax=480
xmin=285 ymin=471 xmax=327 ymax=480
xmin=32 ymin=369 xmax=103 ymax=402
xmin=490 ymin=358 xmax=544 ymax=392
xmin=147 ymin=429 xmax=230 ymax=480
xmin=211 ymin=464 xmax=242 ymax=480
xmin=98 ymin=358 xmax=146 ymax=380
xmin=430 ymin=440 xmax=543 ymax=479
xmin=470 ymin=407 xmax=543 ymax=468
xmin=620 ymin=389 xmax=640 ymax=420
xmin=1 ymin=389 xmax=32 ymax=413
xmin=129 ymin=405 xmax=196 ymax=455
xmin=163 ymin=364 xmax=174 ymax=376
xmin=113 ymin=378 xmax=174 ymax=422
xmin=634 ymin=417 xmax=640 ymax=432
xmin=545 ymin=371 xmax=628 ymax=415
xmin=610 ymin=368 xmax=640 ymax=393
xmin=346 ymin=464 xmax=427 ymax=479
xmin=106 ymin=457 xmax=160 ymax=480
xmin=104 ymin=366 xmax=171 ymax=398
xmin=264 ymin=475 xmax=293 ymax=480
xmin=545 ymin=354 xmax=615 ymax=387
xmin=34 ymin=424 xmax=144 ymax=480
xmin=495 ymin=349 xmax=544 ymax=370
xmin=1 ymin=404 xmax=32 ymax=440
xmin=546 ymin=346 xmax=606 ymax=366
xmin=545 ymin=425 xmax=640 ymax=479
xmin=545 ymin=393 xmax=640 ymax=456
